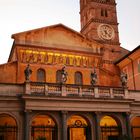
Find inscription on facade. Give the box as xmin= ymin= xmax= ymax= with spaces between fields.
xmin=19 ymin=49 xmax=100 ymax=68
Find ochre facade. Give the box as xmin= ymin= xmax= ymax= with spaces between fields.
xmin=0 ymin=0 xmax=140 ymax=140
xmin=0 ymin=24 xmax=121 ymax=86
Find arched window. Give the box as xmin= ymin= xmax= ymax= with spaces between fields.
xmin=56 ymin=70 xmax=62 ymax=83
xmin=75 ymin=71 xmax=83 ymax=85
xmin=37 ymin=69 xmax=46 ymax=82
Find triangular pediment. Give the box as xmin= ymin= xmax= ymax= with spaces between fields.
xmin=12 ymin=23 xmax=102 ymax=49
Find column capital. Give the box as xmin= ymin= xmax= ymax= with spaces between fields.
xmin=61 ymin=111 xmax=68 ymax=115
xmin=24 ymin=109 xmax=32 ymax=113
xmin=95 ymin=111 xmax=102 ymax=116
xmin=126 ymin=112 xmax=131 ymax=116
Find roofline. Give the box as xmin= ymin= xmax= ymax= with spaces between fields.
xmin=115 ymin=45 xmax=140 ymax=64
xmin=8 ymin=41 xmax=15 ymax=62
xmin=11 ymin=23 xmax=84 ymax=39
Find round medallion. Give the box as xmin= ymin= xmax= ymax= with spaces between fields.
xmin=98 ymin=24 xmax=115 ymax=40
xmin=75 ymin=120 xmax=82 ymax=127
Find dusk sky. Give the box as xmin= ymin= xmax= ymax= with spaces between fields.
xmin=0 ymin=0 xmax=140 ymax=64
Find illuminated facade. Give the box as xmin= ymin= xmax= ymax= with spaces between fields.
xmin=0 ymin=0 xmax=140 ymax=140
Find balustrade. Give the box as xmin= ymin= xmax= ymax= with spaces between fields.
xmin=98 ymin=87 xmax=111 ymax=97
xmin=66 ymin=85 xmax=80 ymax=96
xmin=113 ymin=88 xmax=125 ymax=98
xmin=28 ymin=82 xmax=126 ymax=99
xmin=31 ymin=82 xmax=45 ymax=95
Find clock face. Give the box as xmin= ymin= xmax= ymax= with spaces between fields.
xmin=98 ymin=24 xmax=115 ymax=40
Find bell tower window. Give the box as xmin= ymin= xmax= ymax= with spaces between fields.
xmin=101 ymin=9 xmax=108 ymax=17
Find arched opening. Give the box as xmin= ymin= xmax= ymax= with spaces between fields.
xmin=67 ymin=115 xmax=91 ymax=140
xmin=37 ymin=69 xmax=46 ymax=82
xmin=56 ymin=70 xmax=62 ymax=83
xmin=0 ymin=114 xmax=18 ymax=140
xmin=31 ymin=114 xmax=57 ymax=140
xmin=75 ymin=72 xmax=83 ymax=85
xmin=100 ymin=116 xmax=121 ymax=140
xmin=131 ymin=116 xmax=140 ymax=139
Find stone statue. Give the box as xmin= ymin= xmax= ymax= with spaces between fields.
xmin=24 ymin=64 xmax=32 ymax=81
xmin=120 ymin=72 xmax=127 ymax=87
xmin=91 ymin=68 xmax=97 ymax=85
xmin=61 ymin=65 xmax=68 ymax=83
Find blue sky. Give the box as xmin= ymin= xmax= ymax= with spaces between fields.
xmin=0 ymin=0 xmax=140 ymax=64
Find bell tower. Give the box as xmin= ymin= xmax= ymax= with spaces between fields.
xmin=80 ymin=0 xmax=120 ymax=47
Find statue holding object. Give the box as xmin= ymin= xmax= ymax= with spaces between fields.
xmin=61 ymin=65 xmax=68 ymax=84
xmin=24 ymin=64 xmax=32 ymax=81
xmin=91 ymin=68 xmax=97 ymax=85
xmin=120 ymin=72 xmax=127 ymax=87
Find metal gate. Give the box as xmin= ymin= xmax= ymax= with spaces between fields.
xmin=0 ymin=125 xmax=17 ymax=140
xmin=67 ymin=120 xmax=91 ymax=140
xmin=31 ymin=125 xmax=57 ymax=140
xmin=101 ymin=126 xmax=121 ymax=140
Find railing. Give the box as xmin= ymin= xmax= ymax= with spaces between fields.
xmin=1 ymin=82 xmax=140 ymax=100
xmin=82 ymin=86 xmax=94 ymax=96
xmin=113 ymin=88 xmax=125 ymax=98
xmin=31 ymin=82 xmax=45 ymax=95
xmin=48 ymin=83 xmax=61 ymax=96
xmin=66 ymin=85 xmax=80 ymax=96
xmin=98 ymin=87 xmax=110 ymax=97
xmin=28 ymin=82 xmax=126 ymax=99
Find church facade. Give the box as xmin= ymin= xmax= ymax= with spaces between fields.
xmin=0 ymin=0 xmax=140 ymax=140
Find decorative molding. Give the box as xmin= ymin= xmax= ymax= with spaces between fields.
xmin=81 ymin=18 xmax=118 ymax=33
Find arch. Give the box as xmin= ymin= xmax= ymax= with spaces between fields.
xmin=67 ymin=115 xmax=91 ymax=140
xmin=37 ymin=68 xmax=46 ymax=82
xmin=75 ymin=71 xmax=83 ymax=85
xmin=30 ymin=114 xmax=58 ymax=140
xmin=0 ymin=113 xmax=18 ymax=140
xmin=56 ymin=70 xmax=62 ymax=83
xmin=131 ymin=116 xmax=140 ymax=139
xmin=100 ymin=115 xmax=122 ymax=140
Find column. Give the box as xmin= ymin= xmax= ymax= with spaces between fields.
xmin=126 ymin=113 xmax=132 ymax=140
xmin=62 ymin=111 xmax=68 ymax=140
xmin=24 ymin=111 xmax=30 ymax=140
xmin=95 ymin=112 xmax=101 ymax=140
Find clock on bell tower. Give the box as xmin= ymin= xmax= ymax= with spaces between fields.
xmin=80 ymin=0 xmax=120 ymax=46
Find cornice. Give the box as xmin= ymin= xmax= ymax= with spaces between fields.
xmin=81 ymin=18 xmax=118 ymax=33
xmin=91 ymin=0 xmax=116 ymax=5
xmin=94 ymin=39 xmax=120 ymax=46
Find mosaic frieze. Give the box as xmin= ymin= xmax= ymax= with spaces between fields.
xmin=19 ymin=49 xmax=100 ymax=67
